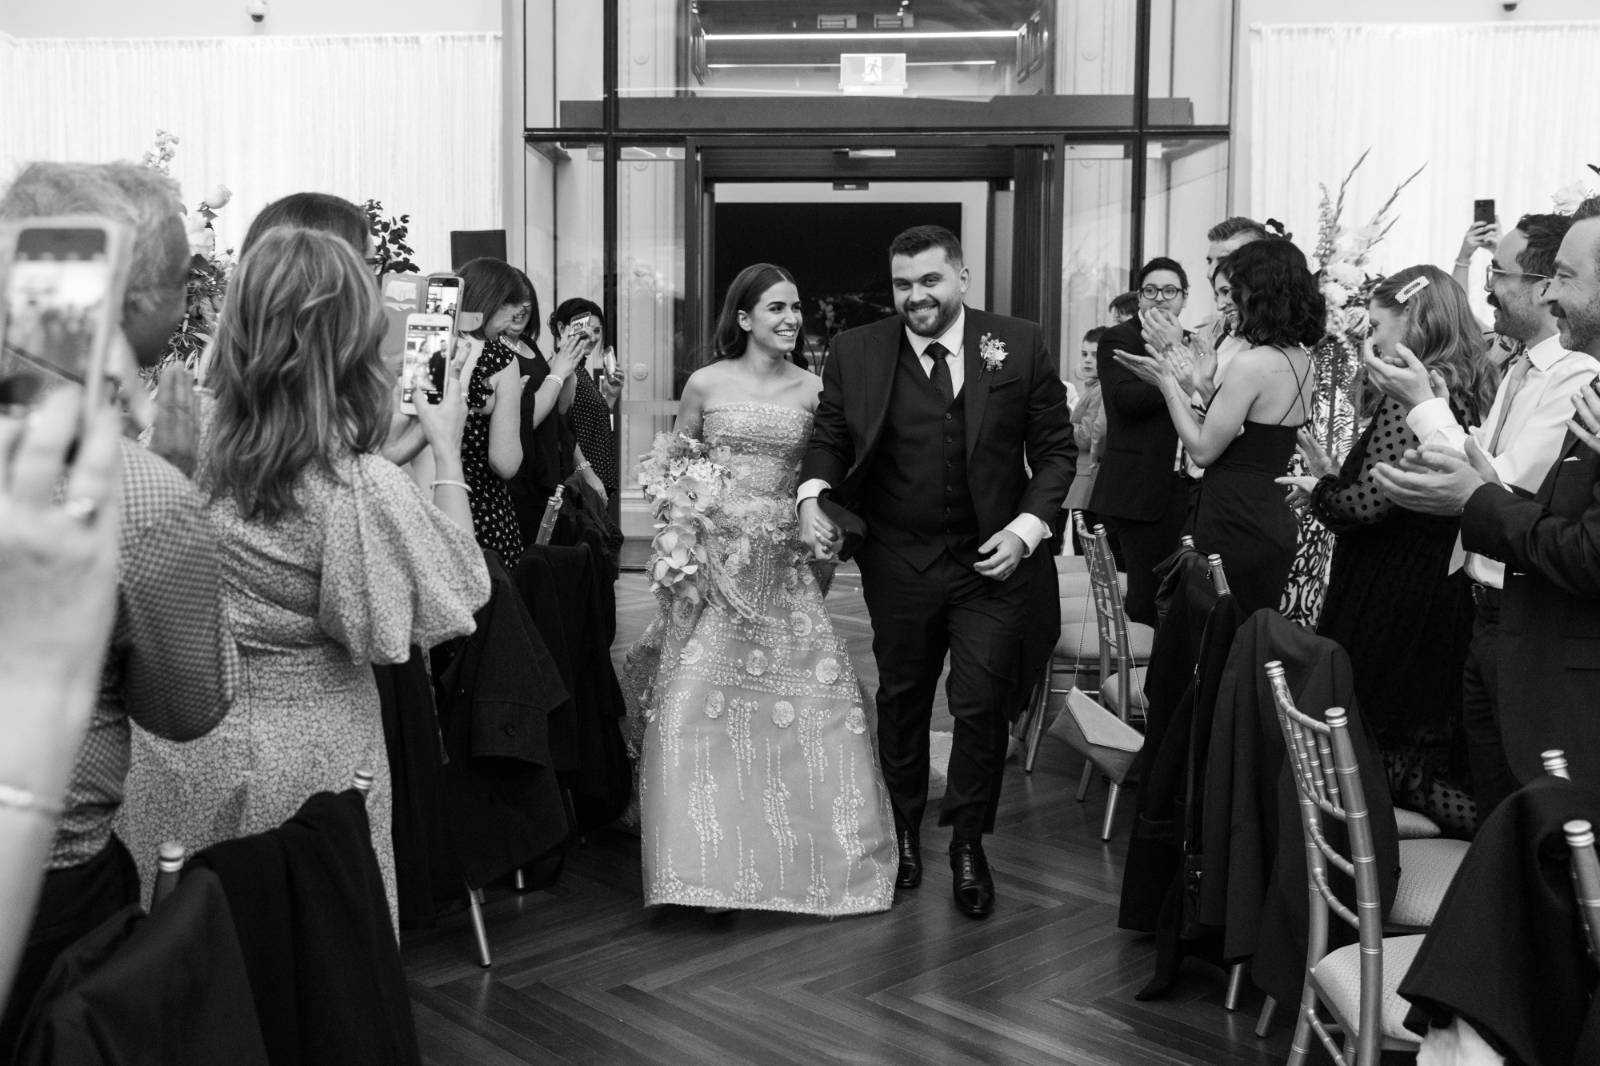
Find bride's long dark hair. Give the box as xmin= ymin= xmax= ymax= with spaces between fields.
xmin=710 ymin=262 xmax=797 ymax=363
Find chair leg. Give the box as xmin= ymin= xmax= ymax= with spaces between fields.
xmin=1075 ymin=760 xmax=1095 ymax=802
xmin=1100 ymin=782 xmax=1121 ymax=841
xmin=1286 ymin=980 xmax=1319 ymax=1066
xmin=466 ymin=883 xmax=492 ymax=968
xmin=1224 ymin=961 xmax=1246 ymax=1011
xmin=1254 ymin=996 xmax=1277 ymax=1038
xmin=1022 ymin=679 xmax=1049 ymax=773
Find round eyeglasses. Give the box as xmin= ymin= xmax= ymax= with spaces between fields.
xmin=1140 ymin=284 xmax=1186 ymax=302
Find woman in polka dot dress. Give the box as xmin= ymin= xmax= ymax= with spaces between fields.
xmin=1289 ymin=266 xmax=1497 ymax=836
xmin=456 ymin=258 xmax=530 ymax=564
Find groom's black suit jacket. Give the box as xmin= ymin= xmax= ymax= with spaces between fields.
xmin=800 ymin=307 xmax=1076 ymax=549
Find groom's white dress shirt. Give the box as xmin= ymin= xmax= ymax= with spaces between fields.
xmin=796 ymin=308 xmax=1052 ymax=554
xmin=1405 ymin=332 xmax=1597 ymax=589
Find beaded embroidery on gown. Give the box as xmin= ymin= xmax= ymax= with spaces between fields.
xmin=620 ymin=402 xmax=896 ymax=915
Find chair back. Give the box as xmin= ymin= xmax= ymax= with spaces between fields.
xmin=1207 ymin=554 xmax=1230 ymax=597
xmin=1085 ymin=522 xmax=1137 ymax=717
xmin=1544 ymin=749 xmax=1572 ymax=780
xmin=535 ymin=484 xmax=566 ymax=546
xmin=1565 ymin=819 xmax=1600 ymax=963
xmin=151 ymin=841 xmax=186 ymax=910
xmin=1266 ymin=660 xmax=1385 ymax=1066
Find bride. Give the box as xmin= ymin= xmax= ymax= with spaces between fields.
xmin=621 ymin=263 xmax=896 ymax=916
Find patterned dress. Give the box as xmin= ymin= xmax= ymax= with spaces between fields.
xmin=119 ymin=450 xmax=490 ymax=921
xmin=462 ymin=337 xmax=525 ymax=563
xmin=621 ymin=402 xmax=896 ymax=915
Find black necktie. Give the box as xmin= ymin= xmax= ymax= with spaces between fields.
xmin=926 ymin=341 xmax=954 ymax=407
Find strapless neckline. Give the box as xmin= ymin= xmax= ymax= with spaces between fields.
xmin=703 ymin=401 xmax=813 ymax=420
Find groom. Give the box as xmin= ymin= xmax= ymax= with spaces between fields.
xmin=798 ymin=225 xmax=1076 ymax=918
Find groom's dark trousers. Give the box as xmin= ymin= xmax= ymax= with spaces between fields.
xmin=802 ymin=311 xmax=1075 ymax=841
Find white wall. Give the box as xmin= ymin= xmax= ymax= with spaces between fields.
xmin=1 ymin=0 xmax=499 ymax=37
xmin=1233 ymin=0 xmax=1600 ymax=208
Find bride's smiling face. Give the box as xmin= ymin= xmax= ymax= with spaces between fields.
xmin=738 ymin=281 xmax=802 ymax=358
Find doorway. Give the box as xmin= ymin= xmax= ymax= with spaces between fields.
xmin=712 ymin=181 xmax=990 ymax=372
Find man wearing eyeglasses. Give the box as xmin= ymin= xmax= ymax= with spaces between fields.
xmin=1089 ymin=257 xmax=1193 ymax=625
xmin=1366 ymin=210 xmax=1596 ymax=818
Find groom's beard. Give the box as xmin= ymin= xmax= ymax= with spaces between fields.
xmin=899 ymin=297 xmax=960 ymax=338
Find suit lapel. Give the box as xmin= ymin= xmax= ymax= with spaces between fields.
xmin=962 ymin=308 xmax=988 ymax=458
xmin=858 ymin=317 xmax=901 ymax=465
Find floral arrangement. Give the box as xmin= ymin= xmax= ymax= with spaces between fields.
xmin=140 ymin=129 xmax=235 ymax=374
xmin=363 ymin=199 xmax=418 ymax=277
xmin=638 ymin=431 xmax=735 ymax=608
xmin=1311 ymin=148 xmax=1425 ymax=338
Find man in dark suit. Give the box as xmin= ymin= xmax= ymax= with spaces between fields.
xmin=798 ymin=225 xmax=1076 ymax=919
xmin=1088 ymin=257 xmax=1193 ymax=625
xmin=1373 ymin=198 xmax=1600 ymax=817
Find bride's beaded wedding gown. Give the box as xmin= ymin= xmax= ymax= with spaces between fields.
xmin=620 ymin=402 xmax=896 ymax=915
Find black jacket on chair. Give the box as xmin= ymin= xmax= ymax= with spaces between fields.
xmin=1088 ymin=319 xmax=1180 ymax=523
xmin=15 ymin=870 xmax=266 ymax=1066
xmin=1206 ymin=610 xmax=1400 ymax=1006
xmin=1400 ymin=776 xmax=1600 ymax=1066
xmin=1460 ymin=430 xmax=1600 ymax=782
xmin=186 ymin=790 xmax=421 ymax=1066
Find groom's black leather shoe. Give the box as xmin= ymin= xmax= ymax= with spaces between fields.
xmin=949 ymin=840 xmax=995 ymax=919
xmin=895 ymin=827 xmax=922 ymax=890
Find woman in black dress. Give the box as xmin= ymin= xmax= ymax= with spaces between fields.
xmin=549 ymin=297 xmax=623 ymax=499
xmin=456 ymin=258 xmax=529 ymax=563
xmin=1282 ymin=265 xmax=1497 ymax=835
xmin=1114 ymin=239 xmax=1323 ymax=616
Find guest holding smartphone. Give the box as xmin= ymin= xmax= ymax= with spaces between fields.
xmin=456 ymin=258 xmax=529 ymax=562
xmin=549 ymin=298 xmax=621 ymax=501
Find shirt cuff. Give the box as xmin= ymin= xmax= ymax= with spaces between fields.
xmin=1005 ymin=513 xmax=1051 ymax=557
xmin=1406 ymin=397 xmax=1467 ymax=448
xmin=796 ymin=478 xmax=831 ymax=506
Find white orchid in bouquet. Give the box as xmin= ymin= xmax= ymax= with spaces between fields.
xmin=1312 ymin=148 xmax=1425 ymax=338
xmin=638 ymin=432 xmax=736 ymax=611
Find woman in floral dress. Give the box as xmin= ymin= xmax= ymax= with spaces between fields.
xmin=620 ymin=263 xmax=895 ymax=916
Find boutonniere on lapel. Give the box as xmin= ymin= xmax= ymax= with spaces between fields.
xmin=978 ymin=333 xmax=1008 ymax=374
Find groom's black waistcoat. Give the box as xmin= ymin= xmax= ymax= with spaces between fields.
xmin=861 ymin=340 xmax=979 ymax=570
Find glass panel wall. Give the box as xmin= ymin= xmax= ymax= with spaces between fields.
xmin=1061 ymin=144 xmax=1132 ymax=391
xmin=1141 ymin=137 xmax=1229 ymax=328
xmin=614 ymin=146 xmax=686 ymax=508
xmin=524 ymin=0 xmax=605 ymax=129
xmin=1147 ymin=0 xmax=1233 ymax=128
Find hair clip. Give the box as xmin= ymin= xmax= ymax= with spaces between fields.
xmin=1394 ymin=275 xmax=1431 ymax=304
xmin=1264 ymin=218 xmax=1293 ymax=241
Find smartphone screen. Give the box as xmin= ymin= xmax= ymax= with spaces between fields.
xmin=0 ymin=226 xmax=114 ymax=410
xmin=400 ymin=313 xmax=453 ymax=410
xmin=425 ymin=275 xmax=461 ymax=318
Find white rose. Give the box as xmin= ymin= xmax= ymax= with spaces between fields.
xmin=1552 ymin=182 xmax=1592 ymax=215
xmin=188 ymin=227 xmax=216 ymax=259
xmin=1320 ymin=281 xmax=1352 ymax=309
xmin=205 ymin=184 xmax=233 ymax=209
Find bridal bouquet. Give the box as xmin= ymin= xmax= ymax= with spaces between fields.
xmin=638 ymin=432 xmax=735 ymax=608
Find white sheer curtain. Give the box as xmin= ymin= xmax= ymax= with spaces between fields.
xmin=1248 ymin=20 xmax=1600 ymax=278
xmin=0 ymin=32 xmax=500 ymax=269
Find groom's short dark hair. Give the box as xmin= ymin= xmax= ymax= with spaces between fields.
xmin=890 ymin=225 xmax=964 ymax=267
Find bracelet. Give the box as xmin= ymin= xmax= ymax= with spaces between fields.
xmin=575 ymin=461 xmax=593 ymax=473
xmin=430 ymin=479 xmax=469 ymax=491
xmin=0 ymin=782 xmax=64 ymax=819
xmin=1454 ymin=257 xmax=1472 ymax=268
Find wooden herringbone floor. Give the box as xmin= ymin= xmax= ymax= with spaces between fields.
xmin=402 ymin=568 xmax=1296 ymax=1065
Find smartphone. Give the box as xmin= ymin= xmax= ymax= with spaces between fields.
xmin=0 ymin=217 xmax=131 ymax=416
xmin=400 ymin=313 xmax=454 ymax=415
xmin=602 ymin=346 xmax=618 ymax=379
xmin=1474 ymin=198 xmax=1496 ymax=226
xmin=424 ymin=273 xmax=462 ymax=319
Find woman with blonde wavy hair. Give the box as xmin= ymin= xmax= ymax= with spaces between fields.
xmin=1283 ymin=264 xmax=1496 ymax=835
xmin=120 ymin=227 xmax=490 ymax=920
